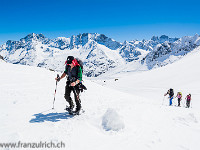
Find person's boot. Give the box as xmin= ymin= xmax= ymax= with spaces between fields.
xmin=66 ymin=101 xmax=74 ymax=113
xmin=74 ymin=104 xmax=81 ymax=115
xmin=68 ymin=98 xmax=74 ymax=110
xmin=69 ymin=104 xmax=74 ymax=110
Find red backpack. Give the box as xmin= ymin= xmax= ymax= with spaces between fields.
xmin=65 ymin=58 xmax=83 ymax=73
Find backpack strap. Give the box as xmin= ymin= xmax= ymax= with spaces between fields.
xmin=78 ymin=66 xmax=82 ymax=81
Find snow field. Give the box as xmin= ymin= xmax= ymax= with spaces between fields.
xmin=1 ymin=46 xmax=200 ymax=150
xmin=0 ymin=62 xmax=145 ymax=150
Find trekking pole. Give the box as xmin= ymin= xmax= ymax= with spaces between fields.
xmin=52 ymin=74 xmax=59 ymax=109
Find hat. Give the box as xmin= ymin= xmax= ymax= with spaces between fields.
xmin=66 ymin=56 xmax=74 ymax=64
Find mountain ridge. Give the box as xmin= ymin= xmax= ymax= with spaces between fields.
xmin=0 ymin=33 xmax=199 ymax=77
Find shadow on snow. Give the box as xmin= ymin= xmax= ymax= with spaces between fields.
xmin=29 ymin=112 xmax=73 ymax=123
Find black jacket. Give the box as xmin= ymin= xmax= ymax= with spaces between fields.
xmin=64 ymin=65 xmax=82 ymax=82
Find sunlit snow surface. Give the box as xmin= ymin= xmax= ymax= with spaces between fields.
xmin=0 ymin=47 xmax=200 ymax=150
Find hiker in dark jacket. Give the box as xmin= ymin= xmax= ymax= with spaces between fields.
xmin=164 ymin=88 xmax=174 ymax=106
xmin=185 ymin=94 xmax=192 ymax=108
xmin=55 ymin=56 xmax=82 ymax=113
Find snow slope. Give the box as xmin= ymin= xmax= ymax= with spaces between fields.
xmin=101 ymin=46 xmax=200 ymax=103
xmin=1 ymin=47 xmax=200 ymax=150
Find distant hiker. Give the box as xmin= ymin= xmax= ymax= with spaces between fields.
xmin=185 ymin=94 xmax=191 ymax=108
xmin=175 ymin=92 xmax=182 ymax=107
xmin=164 ymin=88 xmax=174 ymax=106
xmin=55 ymin=56 xmax=86 ymax=114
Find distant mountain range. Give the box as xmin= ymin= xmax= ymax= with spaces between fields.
xmin=0 ymin=33 xmax=200 ymax=77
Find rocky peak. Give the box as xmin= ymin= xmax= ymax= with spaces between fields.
xmin=151 ymin=36 xmax=159 ymax=41
xmin=193 ymin=33 xmax=200 ymax=41
xmin=150 ymin=35 xmax=179 ymax=43
xmin=123 ymin=40 xmax=129 ymax=45
xmin=159 ymin=35 xmax=169 ymax=40
xmin=20 ymin=33 xmax=46 ymax=42
xmin=69 ymin=33 xmax=94 ymax=49
xmin=69 ymin=33 xmax=121 ymax=50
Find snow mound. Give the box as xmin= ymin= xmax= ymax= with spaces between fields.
xmin=102 ymin=108 xmax=125 ymax=131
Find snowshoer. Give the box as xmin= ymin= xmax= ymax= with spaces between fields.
xmin=175 ymin=92 xmax=182 ymax=107
xmin=55 ymin=56 xmax=84 ymax=114
xmin=164 ymin=88 xmax=174 ymax=106
xmin=185 ymin=94 xmax=191 ymax=108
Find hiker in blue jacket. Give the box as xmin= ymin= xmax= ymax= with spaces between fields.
xmin=164 ymin=88 xmax=174 ymax=106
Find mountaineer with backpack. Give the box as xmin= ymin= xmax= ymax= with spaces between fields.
xmin=55 ymin=56 xmax=86 ymax=115
xmin=175 ymin=92 xmax=182 ymax=107
xmin=164 ymin=88 xmax=174 ymax=106
xmin=185 ymin=94 xmax=192 ymax=108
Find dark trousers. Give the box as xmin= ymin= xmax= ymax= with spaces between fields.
xmin=186 ymin=100 xmax=190 ymax=108
xmin=64 ymin=81 xmax=81 ymax=111
xmin=178 ymin=98 xmax=181 ymax=106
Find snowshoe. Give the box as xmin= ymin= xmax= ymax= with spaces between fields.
xmin=65 ymin=107 xmax=74 ymax=115
xmin=71 ymin=109 xmax=85 ymax=116
xmin=73 ymin=109 xmax=81 ymax=115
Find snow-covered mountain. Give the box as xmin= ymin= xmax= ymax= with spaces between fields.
xmin=0 ymin=33 xmax=123 ymax=76
xmin=143 ymin=34 xmax=200 ymax=69
xmin=0 ymin=33 xmax=199 ymax=77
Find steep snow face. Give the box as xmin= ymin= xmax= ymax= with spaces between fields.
xmin=0 ymin=33 xmax=52 ymax=66
xmin=68 ymin=33 xmax=121 ymax=50
xmin=0 ymin=33 xmax=199 ymax=77
xmin=143 ymin=34 xmax=200 ymax=69
xmin=119 ymin=41 xmax=142 ymax=62
xmin=94 ymin=33 xmax=122 ymax=50
xmin=50 ymin=37 xmax=70 ymax=50
xmin=84 ymin=42 xmax=124 ymax=77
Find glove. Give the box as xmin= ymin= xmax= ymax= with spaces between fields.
xmin=57 ymin=77 xmax=60 ymax=82
xmin=56 ymin=74 xmax=60 ymax=82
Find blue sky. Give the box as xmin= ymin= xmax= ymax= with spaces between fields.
xmin=0 ymin=0 xmax=200 ymax=45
